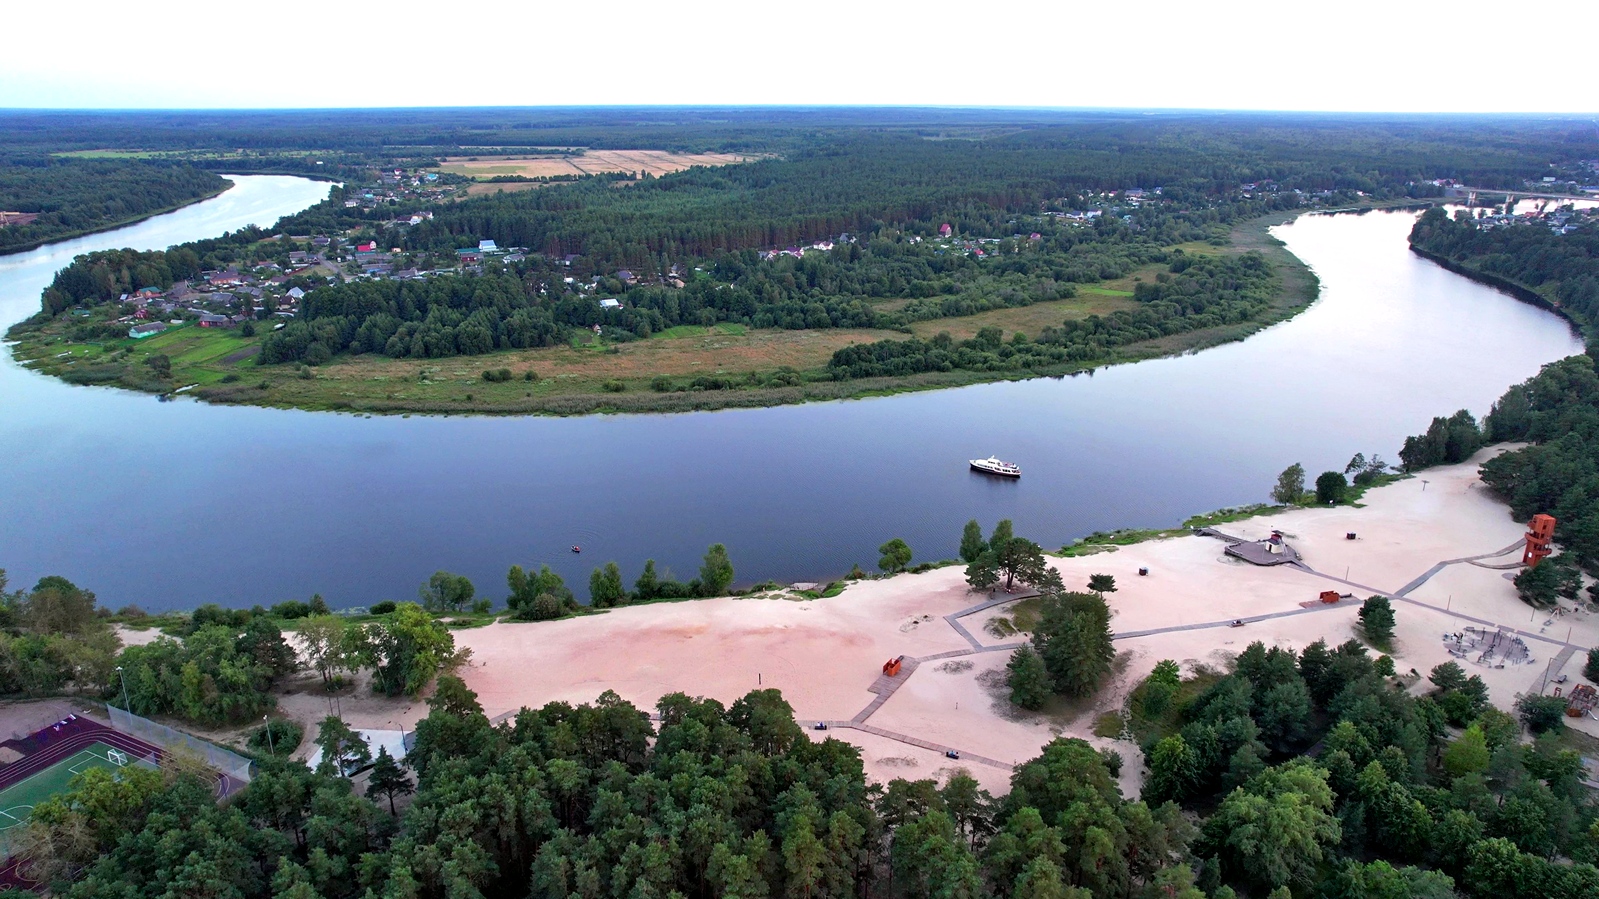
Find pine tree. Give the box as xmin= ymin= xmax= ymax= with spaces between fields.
xmin=959 ymin=520 xmax=986 ymax=564
xmin=1357 ymin=595 xmax=1396 ymax=646
xmin=365 ymin=745 xmax=414 ymax=815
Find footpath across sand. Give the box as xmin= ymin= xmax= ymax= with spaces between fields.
xmin=436 ymin=446 xmax=1597 ymax=795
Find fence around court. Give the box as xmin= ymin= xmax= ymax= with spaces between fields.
xmin=107 ymin=706 xmax=253 ymax=785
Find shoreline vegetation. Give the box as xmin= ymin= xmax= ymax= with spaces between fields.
xmin=8 ymin=205 xmax=1329 ymax=416
xmin=0 ymin=172 xmax=234 ymax=257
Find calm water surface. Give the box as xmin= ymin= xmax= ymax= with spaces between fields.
xmin=0 ymin=184 xmax=1585 ymax=610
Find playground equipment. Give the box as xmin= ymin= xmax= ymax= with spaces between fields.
xmin=1568 ymin=684 xmax=1597 ymax=717
xmin=882 ymin=656 xmax=904 ymax=677
xmin=1319 ymin=591 xmax=1341 ymax=604
xmin=1523 ymin=514 xmax=1556 ymax=567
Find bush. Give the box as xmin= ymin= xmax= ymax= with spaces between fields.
xmin=1515 ymin=693 xmax=1568 ymax=734
xmin=115 ymin=605 xmax=147 ymax=619
xmin=249 ymin=719 xmax=303 ymax=756
xmin=650 ymin=375 xmax=673 ymax=392
xmin=369 ymin=600 xmax=397 ymax=615
xmin=1586 ymin=647 xmax=1599 ymax=684
xmin=482 ymin=368 xmax=512 ymax=382
xmin=602 ymin=379 xmax=625 ymax=393
xmin=523 ymin=370 xmax=538 ymax=382
xmin=271 ymin=600 xmax=311 ymax=620
xmin=1314 ymin=471 xmax=1347 ymax=504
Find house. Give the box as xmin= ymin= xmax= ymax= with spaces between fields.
xmin=287 ymin=287 xmax=306 ymax=300
xmin=128 ymin=322 xmax=168 ymax=339
xmin=939 ymin=223 xmax=953 ymax=237
xmin=456 ymin=249 xmax=482 ymax=264
xmin=478 ymin=239 xmax=498 ymax=252
xmin=562 ymin=254 xmax=581 ymax=266
xmin=356 ymin=241 xmax=377 ymax=253
xmin=207 ymin=269 xmax=242 ymax=286
xmin=135 ymin=286 xmax=163 ymax=299
xmin=598 ymin=298 xmax=622 ymax=310
xmin=614 ymin=269 xmax=634 ymax=283
xmin=197 ymin=312 xmax=231 ymax=328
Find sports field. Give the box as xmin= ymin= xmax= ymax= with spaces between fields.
xmin=0 ymin=742 xmax=149 ymax=833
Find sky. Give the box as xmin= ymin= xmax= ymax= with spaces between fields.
xmin=3 ymin=0 xmax=1595 ymax=113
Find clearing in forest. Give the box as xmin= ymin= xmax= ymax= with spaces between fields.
xmin=438 ymin=150 xmax=757 ymax=181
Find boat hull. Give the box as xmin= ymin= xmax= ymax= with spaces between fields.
xmin=970 ymin=463 xmax=1021 ymax=478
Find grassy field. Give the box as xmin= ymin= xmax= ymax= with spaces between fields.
xmin=907 ymin=293 xmax=1136 ymax=340
xmin=438 ymin=150 xmax=756 ymax=180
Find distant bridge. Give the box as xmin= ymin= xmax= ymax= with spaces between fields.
xmin=1446 ymin=186 xmax=1595 ymax=203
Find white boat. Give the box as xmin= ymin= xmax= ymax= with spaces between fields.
xmin=969 ymin=456 xmax=1021 ymax=478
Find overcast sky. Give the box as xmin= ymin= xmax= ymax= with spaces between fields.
xmin=4 ymin=0 xmax=1594 ymax=113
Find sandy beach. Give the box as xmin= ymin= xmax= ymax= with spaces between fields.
xmin=268 ymin=446 xmax=1599 ymax=795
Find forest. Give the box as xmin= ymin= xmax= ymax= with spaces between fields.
xmin=1409 ymin=207 xmax=1599 ymax=346
xmin=0 ymin=156 xmax=226 ymax=252
xmin=1402 ymin=210 xmax=1599 ymax=572
xmin=10 ymin=640 xmax=1599 ymax=899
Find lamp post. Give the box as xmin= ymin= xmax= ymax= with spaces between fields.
xmin=263 ymin=716 xmax=275 ymax=755
xmin=115 ymin=666 xmax=130 ymax=713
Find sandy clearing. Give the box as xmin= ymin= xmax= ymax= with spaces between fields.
xmin=293 ymin=444 xmax=1593 ymax=791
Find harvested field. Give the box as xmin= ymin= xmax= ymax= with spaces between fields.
xmin=438 ymin=150 xmax=756 ymax=180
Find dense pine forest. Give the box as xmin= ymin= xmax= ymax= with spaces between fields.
xmin=0 ymin=157 xmax=227 ymax=252
xmin=12 ymin=648 xmax=1599 ymax=899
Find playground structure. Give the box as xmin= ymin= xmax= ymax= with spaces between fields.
xmin=1443 ymin=626 xmax=1533 ymax=668
xmin=1566 ymin=684 xmax=1598 ymax=717
xmin=1320 ymin=591 xmax=1341 ymax=604
xmin=1522 ymin=513 xmax=1556 ymax=567
xmin=881 ymin=656 xmax=904 ymax=677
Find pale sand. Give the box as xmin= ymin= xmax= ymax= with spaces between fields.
xmin=297 ymin=445 xmax=1596 ymax=790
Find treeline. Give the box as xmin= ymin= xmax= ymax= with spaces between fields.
xmin=1125 ymin=635 xmax=1599 ymax=897
xmin=1409 ymin=207 xmax=1599 ymax=342
xmin=21 ymin=656 xmax=1599 ymax=898
xmin=0 ymin=571 xmax=120 ymax=698
xmin=828 ymin=252 xmax=1276 ymax=379
xmin=0 ymin=157 xmax=226 ymax=252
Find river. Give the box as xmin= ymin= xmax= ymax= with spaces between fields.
xmin=0 ymin=180 xmax=1586 ymax=611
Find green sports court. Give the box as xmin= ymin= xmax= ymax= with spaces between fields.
xmin=0 ymin=742 xmax=151 ymax=833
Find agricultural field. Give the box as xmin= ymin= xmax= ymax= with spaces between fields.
xmin=437 ymin=149 xmax=757 ymax=180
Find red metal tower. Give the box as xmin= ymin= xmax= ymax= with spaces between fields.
xmin=1523 ymin=514 xmax=1556 ymax=567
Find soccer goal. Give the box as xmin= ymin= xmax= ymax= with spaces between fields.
xmin=106 ymin=749 xmax=128 ymax=767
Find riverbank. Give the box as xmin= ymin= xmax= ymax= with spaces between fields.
xmin=247 ymin=448 xmax=1593 ymax=795
xmin=0 ymin=178 xmax=234 ymax=258
xmin=8 ymin=206 xmax=1327 ymax=416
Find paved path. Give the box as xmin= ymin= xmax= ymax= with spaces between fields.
xmin=480 ymin=536 xmax=1595 ymax=777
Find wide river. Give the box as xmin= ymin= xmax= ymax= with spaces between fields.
xmin=0 ymin=178 xmax=1586 ymax=610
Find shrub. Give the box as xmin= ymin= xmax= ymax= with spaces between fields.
xmin=651 ymin=375 xmax=673 ymax=392
xmin=1515 ymin=693 xmax=1568 ymax=734
xmin=523 ymin=370 xmax=538 ymax=382
xmin=249 ymin=719 xmax=303 ymax=757
xmin=602 ymin=379 xmax=625 ymax=393
xmin=471 ymin=598 xmax=493 ymax=614
xmin=115 ymin=605 xmax=147 ymax=619
xmin=1315 ymin=471 xmax=1347 ymax=504
xmin=271 ymin=600 xmax=312 ymax=620
xmin=369 ymin=600 xmax=397 ymax=615
xmin=481 ymin=368 xmax=512 ymax=382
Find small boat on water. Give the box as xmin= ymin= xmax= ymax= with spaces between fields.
xmin=969 ymin=456 xmax=1021 ymax=478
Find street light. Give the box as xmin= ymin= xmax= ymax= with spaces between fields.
xmin=263 ymin=716 xmax=275 ymax=755
xmin=115 ymin=666 xmax=130 ymax=713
